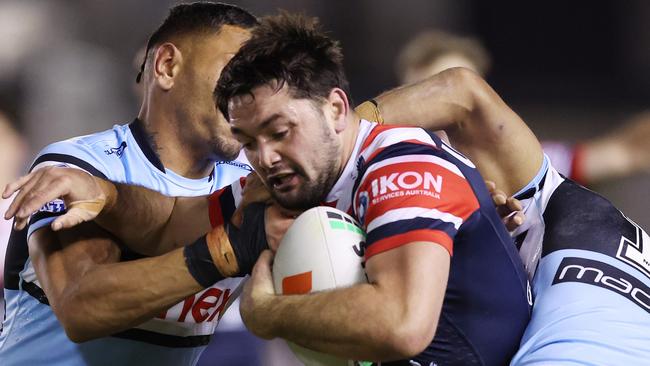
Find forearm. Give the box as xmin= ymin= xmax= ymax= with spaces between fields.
xmin=371 ymin=67 xmax=476 ymax=132
xmin=95 ymin=180 xmax=209 ymax=255
xmin=247 ymin=284 xmax=410 ymax=361
xmin=371 ymin=67 xmax=543 ymax=195
xmin=55 ymin=249 xmax=202 ymax=341
xmin=31 ymin=226 xmax=204 ymax=342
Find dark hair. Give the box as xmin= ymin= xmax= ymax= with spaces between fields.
xmin=215 ymin=12 xmax=351 ymax=120
xmin=136 ymin=2 xmax=258 ymax=83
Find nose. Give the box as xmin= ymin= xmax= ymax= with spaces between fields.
xmin=258 ymin=141 xmax=281 ymax=169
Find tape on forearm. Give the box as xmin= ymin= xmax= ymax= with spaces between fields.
xmin=225 ymin=202 xmax=269 ymax=275
xmin=355 ymin=99 xmax=384 ymax=125
xmin=184 ymin=202 xmax=269 ymax=287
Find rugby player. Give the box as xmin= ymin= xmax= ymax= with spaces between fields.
xmin=0 ymin=3 xmax=261 ymax=365
xmin=6 ymin=13 xmax=532 ymax=365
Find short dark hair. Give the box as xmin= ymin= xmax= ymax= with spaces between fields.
xmin=136 ymin=2 xmax=258 ymax=83
xmin=215 ymin=12 xmax=351 ymax=120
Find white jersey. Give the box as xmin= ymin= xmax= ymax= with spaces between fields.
xmin=0 ymin=119 xmax=252 ymax=366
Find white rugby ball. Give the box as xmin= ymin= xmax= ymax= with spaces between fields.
xmin=272 ymin=206 xmax=368 ymax=366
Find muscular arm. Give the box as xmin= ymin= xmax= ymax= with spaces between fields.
xmin=6 ymin=168 xmax=212 ymax=256
xmin=365 ymin=67 xmax=544 ymax=196
xmin=241 ymin=243 xmax=449 ymax=361
xmin=29 ymin=224 xmax=203 ymax=342
xmin=96 ymin=182 xmax=211 ymax=256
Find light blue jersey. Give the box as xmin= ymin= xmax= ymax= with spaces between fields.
xmin=0 ymin=119 xmax=252 ymax=366
xmin=510 ymin=163 xmax=650 ymax=365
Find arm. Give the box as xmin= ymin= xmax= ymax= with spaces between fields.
xmin=29 ymin=224 xmax=204 ymax=342
xmin=241 ymin=243 xmax=449 ymax=361
xmin=359 ymin=67 xmax=544 ymax=196
xmin=5 ymin=166 xmax=211 ymax=256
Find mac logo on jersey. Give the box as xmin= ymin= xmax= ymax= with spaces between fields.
xmin=370 ymin=171 xmax=442 ymax=197
xmin=553 ymin=257 xmax=650 ymax=313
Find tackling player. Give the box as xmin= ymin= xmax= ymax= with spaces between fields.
xmin=0 ymin=3 xmax=260 ymax=365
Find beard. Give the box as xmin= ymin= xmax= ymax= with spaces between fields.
xmin=270 ymin=123 xmax=341 ymax=211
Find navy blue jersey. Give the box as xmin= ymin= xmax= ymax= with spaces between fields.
xmin=213 ymin=120 xmax=531 ymax=365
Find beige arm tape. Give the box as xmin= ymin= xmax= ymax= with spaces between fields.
xmin=355 ymin=100 xmax=384 ymax=125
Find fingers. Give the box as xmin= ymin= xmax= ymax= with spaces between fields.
xmin=253 ymin=249 xmax=275 ymax=276
xmin=9 ymin=175 xmax=72 ymax=229
xmin=503 ymin=211 xmax=525 ymax=231
xmin=51 ymin=203 xmax=103 ymax=231
xmin=5 ymin=170 xmax=47 ymax=219
xmin=3 ymin=174 xmax=35 ymax=199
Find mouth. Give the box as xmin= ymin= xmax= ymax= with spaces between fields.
xmin=267 ymin=172 xmax=300 ymax=192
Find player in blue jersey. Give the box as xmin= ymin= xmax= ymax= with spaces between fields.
xmin=0 ymin=3 xmax=262 ymax=366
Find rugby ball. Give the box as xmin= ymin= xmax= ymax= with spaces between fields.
xmin=272 ymin=206 xmax=368 ymax=366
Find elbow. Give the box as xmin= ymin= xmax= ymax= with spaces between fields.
xmin=383 ymin=314 xmax=438 ymax=359
xmin=60 ymin=318 xmax=98 ymax=343
xmin=441 ymin=67 xmax=489 ymax=108
xmin=54 ymin=304 xmax=106 ymax=343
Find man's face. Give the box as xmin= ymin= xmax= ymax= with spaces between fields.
xmin=229 ymin=84 xmax=342 ymax=210
xmin=174 ymin=25 xmax=251 ymax=160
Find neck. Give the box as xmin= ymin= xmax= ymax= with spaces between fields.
xmin=138 ymin=103 xmax=214 ymax=179
xmin=336 ymin=112 xmax=362 ymax=179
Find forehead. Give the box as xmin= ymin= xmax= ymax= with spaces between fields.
xmin=230 ymin=85 xmax=289 ymax=119
xmin=229 ymin=84 xmax=309 ymax=128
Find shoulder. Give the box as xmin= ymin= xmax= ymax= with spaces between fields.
xmin=542 ymin=179 xmax=636 ymax=257
xmin=30 ymin=124 xmax=130 ymax=179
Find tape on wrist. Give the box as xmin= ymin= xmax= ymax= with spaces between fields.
xmin=355 ymin=99 xmax=384 ymax=125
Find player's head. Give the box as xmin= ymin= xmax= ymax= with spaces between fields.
xmin=216 ymin=12 xmax=353 ymax=210
xmin=138 ymin=2 xmax=258 ymax=160
xmin=396 ymin=30 xmax=491 ymax=84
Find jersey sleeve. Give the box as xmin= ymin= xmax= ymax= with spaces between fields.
xmin=354 ymin=142 xmax=480 ymax=259
xmin=207 ymin=176 xmax=246 ymax=228
xmin=26 ymin=140 xmax=112 ymax=237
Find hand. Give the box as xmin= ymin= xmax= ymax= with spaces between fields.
xmin=232 ymin=173 xmax=272 ymax=227
xmin=240 ymin=249 xmax=277 ymax=339
xmin=265 ymin=203 xmax=299 ymax=251
xmin=485 ymin=180 xmax=524 ymax=231
xmin=3 ymin=167 xmax=113 ymax=231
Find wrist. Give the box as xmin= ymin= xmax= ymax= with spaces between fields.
xmin=184 ymin=226 xmax=239 ymax=288
xmin=96 ymin=178 xmax=118 ymax=216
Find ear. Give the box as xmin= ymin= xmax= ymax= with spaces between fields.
xmin=152 ymin=43 xmax=183 ymax=91
xmin=326 ymin=88 xmax=350 ymax=134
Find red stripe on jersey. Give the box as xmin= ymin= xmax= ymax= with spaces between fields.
xmin=358 ymin=160 xmax=479 ymax=229
xmin=208 ymin=188 xmax=227 ymax=228
xmin=365 ymin=229 xmax=453 ymax=259
xmin=360 ymin=124 xmax=400 ymax=152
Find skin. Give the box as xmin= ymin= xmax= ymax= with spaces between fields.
xmin=6 ymin=25 xmax=252 ymax=342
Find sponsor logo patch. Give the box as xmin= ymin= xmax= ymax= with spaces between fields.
xmin=216 ymin=160 xmax=253 ymax=171
xmin=369 ymin=171 xmax=442 ymax=204
xmin=553 ymin=257 xmax=650 ymax=313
